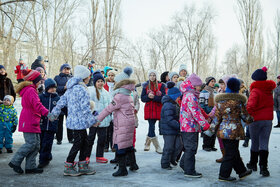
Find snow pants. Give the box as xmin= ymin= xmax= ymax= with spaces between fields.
xmin=0 ymin=122 xmax=13 ymax=149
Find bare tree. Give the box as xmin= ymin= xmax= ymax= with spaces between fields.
xmin=274 ymin=10 xmax=280 ymax=78
xmin=0 ymin=0 xmax=35 ymax=6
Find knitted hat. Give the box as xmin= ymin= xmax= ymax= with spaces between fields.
xmin=19 ymin=58 xmax=23 ymax=62
xmin=205 ymin=77 xmax=216 ymax=85
xmin=168 ymin=72 xmax=179 ymax=80
xmin=35 ymin=67 xmax=44 ymax=73
xmin=214 ymin=83 xmax=219 ymax=88
xmin=60 ymin=63 xmax=71 ymax=72
xmin=160 ymin=71 xmax=169 ymax=83
xmin=93 ymin=71 xmax=105 ymax=86
xmin=74 ymin=65 xmax=91 ymax=80
xmin=218 ymin=79 xmax=224 ymax=84
xmin=225 ymin=78 xmax=241 ymax=93
xmin=0 ymin=65 xmax=5 ymax=70
xmin=90 ymin=60 xmax=95 ymax=64
xmin=179 ymin=64 xmax=187 ymax=74
xmin=107 ymin=69 xmax=118 ymax=76
xmin=4 ymin=95 xmax=14 ymax=104
xmin=252 ymin=67 xmax=268 ymax=81
xmin=115 ymin=67 xmax=133 ymax=83
xmin=44 ymin=78 xmax=57 ymax=92
xmin=148 ymin=69 xmax=157 ymax=79
xmin=167 ymin=82 xmax=182 ymax=101
xmin=37 ymin=56 xmax=43 ymax=61
xmin=22 ymin=69 xmax=42 ymax=84
xmin=188 ymin=73 xmax=203 ymax=87
xmin=104 ymin=66 xmax=113 ymax=77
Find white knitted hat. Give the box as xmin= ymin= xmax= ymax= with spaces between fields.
xmin=147 ymin=69 xmax=158 ymax=79
xmin=168 ymin=72 xmax=179 ymax=80
xmin=115 ymin=67 xmax=133 ymax=83
xmin=179 ymin=64 xmax=187 ymax=73
xmin=74 ymin=65 xmax=91 ymax=79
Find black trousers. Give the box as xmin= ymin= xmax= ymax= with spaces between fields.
xmin=219 ymin=139 xmax=247 ymax=177
xmin=39 ymin=130 xmax=55 ymax=164
xmin=86 ymin=126 xmax=107 ymax=158
xmin=17 ymin=79 xmax=24 ymax=83
xmin=66 ymin=129 xmax=89 ymax=163
xmin=56 ymin=114 xmax=74 ymax=142
xmin=105 ymin=121 xmax=114 ymax=149
xmin=202 ymin=133 xmax=216 ymax=149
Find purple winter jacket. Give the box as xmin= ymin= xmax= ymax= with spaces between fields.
xmin=17 ymin=81 xmax=49 ymax=133
xmin=97 ymin=79 xmax=136 ymax=150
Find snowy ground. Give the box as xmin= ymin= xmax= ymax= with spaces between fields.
xmin=0 ymin=98 xmax=280 ymax=187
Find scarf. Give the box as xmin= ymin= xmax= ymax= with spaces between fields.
xmin=112 ymin=87 xmax=132 ymax=97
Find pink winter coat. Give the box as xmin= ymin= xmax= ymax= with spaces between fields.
xmin=97 ymin=79 xmax=136 ymax=150
xmin=17 ymin=81 xmax=49 ymax=133
xmin=180 ymin=80 xmax=210 ymax=133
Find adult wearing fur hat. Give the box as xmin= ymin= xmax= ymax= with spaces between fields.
xmin=141 ymin=69 xmax=166 ymax=154
xmin=246 ymin=67 xmax=276 ymax=177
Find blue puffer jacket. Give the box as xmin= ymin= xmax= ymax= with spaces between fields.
xmin=54 ymin=73 xmax=73 ymax=96
xmin=51 ymin=77 xmax=97 ymax=130
xmin=159 ymin=95 xmax=180 ymax=135
xmin=39 ymin=92 xmax=60 ymax=132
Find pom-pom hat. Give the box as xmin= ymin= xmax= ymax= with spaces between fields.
xmin=225 ymin=78 xmax=241 ymax=93
xmin=252 ymin=67 xmax=268 ymax=81
xmin=74 ymin=65 xmax=91 ymax=80
xmin=188 ymin=73 xmax=203 ymax=87
xmin=22 ymin=69 xmax=42 ymax=84
xmin=115 ymin=66 xmax=133 ymax=83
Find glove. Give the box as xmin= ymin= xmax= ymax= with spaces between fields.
xmin=11 ymin=125 xmax=17 ymax=133
xmin=92 ymin=111 xmax=99 ymax=116
xmin=47 ymin=113 xmax=56 ymax=122
xmin=201 ymin=122 xmax=210 ymax=131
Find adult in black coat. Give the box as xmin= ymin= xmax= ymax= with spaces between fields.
xmin=31 ymin=56 xmax=46 ymax=73
xmin=0 ymin=65 xmax=16 ymax=101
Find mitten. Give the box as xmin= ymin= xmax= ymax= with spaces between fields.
xmin=47 ymin=113 xmax=56 ymax=122
xmin=201 ymin=122 xmax=210 ymax=131
xmin=11 ymin=125 xmax=17 ymax=133
xmin=155 ymin=90 xmax=162 ymax=96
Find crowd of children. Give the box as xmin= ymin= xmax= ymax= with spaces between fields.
xmin=0 ymin=59 xmax=277 ymax=182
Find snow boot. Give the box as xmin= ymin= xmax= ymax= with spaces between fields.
xmin=38 ymin=161 xmax=49 ymax=168
xmin=239 ymin=169 xmax=252 ymax=180
xmin=246 ymin=150 xmax=258 ymax=171
xmin=64 ymin=162 xmax=81 ymax=176
xmin=0 ymin=148 xmax=2 ymax=154
xmin=113 ymin=154 xmax=128 ymax=177
xmin=259 ymin=150 xmax=270 ymax=177
xmin=184 ymin=171 xmax=202 ymax=178
xmin=127 ymin=149 xmax=139 ymax=171
xmin=243 ymin=137 xmax=249 ymax=147
xmin=96 ymin=157 xmax=108 ymax=163
xmin=6 ymin=148 xmax=13 ymax=153
xmin=78 ymin=160 xmax=96 ymax=175
xmin=274 ymin=123 xmax=280 ymax=128
xmin=144 ymin=136 xmax=152 ymax=151
xmin=25 ymin=168 xmax=44 ymax=174
xmin=151 ymin=136 xmax=163 ymax=154
xmin=8 ymin=162 xmax=24 ymax=174
xmin=219 ymin=175 xmax=237 ymax=182
xmin=216 ymin=148 xmax=225 ymax=163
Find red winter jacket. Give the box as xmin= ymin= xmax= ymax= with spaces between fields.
xmin=247 ymin=80 xmax=276 ymax=121
xmin=141 ymin=81 xmax=166 ymax=120
xmin=14 ymin=64 xmax=27 ymax=80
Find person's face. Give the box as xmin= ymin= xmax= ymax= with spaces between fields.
xmin=0 ymin=68 xmax=6 ymax=75
xmin=220 ymin=83 xmax=226 ymax=91
xmin=48 ymin=87 xmax=56 ymax=93
xmin=149 ymin=73 xmax=156 ymax=82
xmin=96 ymin=79 xmax=104 ymax=89
xmin=84 ymin=76 xmax=90 ymax=84
xmin=215 ymin=87 xmax=219 ymax=91
xmin=3 ymin=98 xmax=11 ymax=106
xmin=19 ymin=60 xmax=24 ymax=64
xmin=40 ymin=70 xmax=45 ymax=77
xmin=209 ymin=79 xmax=216 ymax=88
xmin=277 ymin=78 xmax=280 ymax=83
xmin=172 ymin=75 xmax=179 ymax=83
xmin=179 ymin=70 xmax=187 ymax=77
xmin=108 ymin=73 xmax=115 ymax=82
xmin=166 ymin=75 xmax=170 ymax=82
xmin=194 ymin=85 xmax=201 ymax=91
xmin=62 ymin=68 xmax=71 ymax=75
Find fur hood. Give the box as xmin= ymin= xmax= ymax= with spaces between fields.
xmin=114 ymin=79 xmax=136 ymax=90
xmin=250 ymin=80 xmax=276 ymax=92
xmin=215 ymin=93 xmax=247 ymax=104
xmin=16 ymin=81 xmax=33 ymax=94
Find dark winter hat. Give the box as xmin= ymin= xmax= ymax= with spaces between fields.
xmin=277 ymin=75 xmax=280 ymax=79
xmin=218 ymin=79 xmax=224 ymax=84
xmin=0 ymin=65 xmax=5 ymax=70
xmin=252 ymin=67 xmax=268 ymax=81
xmin=225 ymin=78 xmax=241 ymax=93
xmin=167 ymin=82 xmax=182 ymax=101
xmin=93 ymin=70 xmax=105 ymax=86
xmin=115 ymin=66 xmax=133 ymax=83
xmin=60 ymin=63 xmax=71 ymax=72
xmin=205 ymin=77 xmax=216 ymax=85
xmin=160 ymin=71 xmax=169 ymax=83
xmin=22 ymin=69 xmax=42 ymax=84
xmin=44 ymin=78 xmax=57 ymax=92
xmin=37 ymin=56 xmax=43 ymax=61
xmin=90 ymin=60 xmax=95 ymax=64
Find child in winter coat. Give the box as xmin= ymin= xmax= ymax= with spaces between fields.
xmin=14 ymin=58 xmax=28 ymax=83
xmin=160 ymin=82 xmax=182 ymax=170
xmin=0 ymin=65 xmax=16 ymax=102
xmin=0 ymin=95 xmax=18 ymax=154
xmin=214 ymin=78 xmax=253 ymax=182
xmin=9 ymin=69 xmax=49 ymax=174
xmin=246 ymin=67 xmax=276 ymax=177
xmin=199 ymin=76 xmax=217 ymax=152
xmin=87 ymin=71 xmax=111 ymax=163
xmin=179 ymin=73 xmax=210 ymax=178
xmin=54 ymin=63 xmax=73 ymax=144
xmin=36 ymin=67 xmax=47 ymax=94
xmin=38 ymin=78 xmax=60 ymax=168
xmin=97 ymin=67 xmax=139 ymax=177
xmin=168 ymin=72 xmax=179 ymax=85
xmin=141 ymin=69 xmax=166 ymax=154
xmin=50 ymin=65 xmax=98 ymax=177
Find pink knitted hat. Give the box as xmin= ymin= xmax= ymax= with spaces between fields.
xmin=188 ymin=73 xmax=203 ymax=86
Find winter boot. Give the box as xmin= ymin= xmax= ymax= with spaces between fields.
xmin=259 ymin=150 xmax=270 ymax=177
xmin=219 ymin=175 xmax=237 ymax=182
xmin=113 ymin=154 xmax=128 ymax=177
xmin=184 ymin=171 xmax=202 ymax=178
xmin=144 ymin=136 xmax=152 ymax=151
xmin=0 ymin=148 xmax=2 ymax=154
xmin=151 ymin=136 xmax=163 ymax=154
xmin=8 ymin=162 xmax=24 ymax=174
xmin=239 ymin=169 xmax=252 ymax=179
xmin=64 ymin=162 xmax=81 ymax=176
xmin=243 ymin=137 xmax=249 ymax=147
xmin=25 ymin=168 xmax=44 ymax=174
xmin=78 ymin=160 xmax=96 ymax=175
xmin=216 ymin=149 xmax=225 ymax=163
xmin=274 ymin=123 xmax=280 ymax=128
xmin=246 ymin=150 xmax=259 ymax=171
xmin=127 ymin=149 xmax=139 ymax=171
xmin=38 ymin=161 xmax=50 ymax=168
xmin=6 ymin=148 xmax=13 ymax=153
xmin=96 ymin=157 xmax=108 ymax=163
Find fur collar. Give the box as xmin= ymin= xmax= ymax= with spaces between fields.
xmin=16 ymin=81 xmax=33 ymax=93
xmin=250 ymin=80 xmax=276 ymax=92
xmin=215 ymin=93 xmax=247 ymax=104
xmin=114 ymin=79 xmax=136 ymax=90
